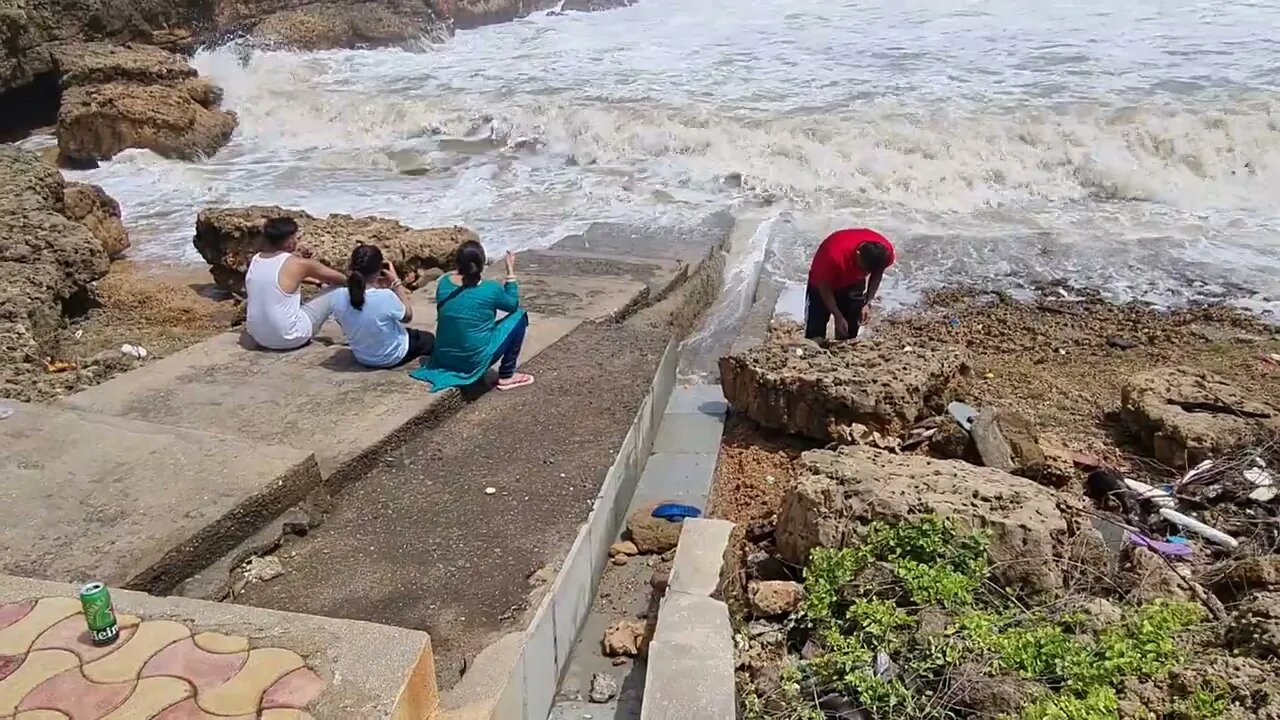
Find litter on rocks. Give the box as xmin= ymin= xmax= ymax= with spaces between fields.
xmin=119 ymin=343 xmax=149 ymax=359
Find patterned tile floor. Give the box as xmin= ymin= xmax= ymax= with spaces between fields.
xmin=0 ymin=597 xmax=327 ymax=719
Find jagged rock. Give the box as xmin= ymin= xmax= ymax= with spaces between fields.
xmin=625 ymin=501 xmax=683 ymax=554
xmin=949 ymin=664 xmax=1044 ymax=717
xmin=745 ymin=551 xmax=789 ymax=582
xmin=63 ymin=182 xmax=129 ymax=257
xmin=49 ymin=43 xmax=237 ymax=164
xmin=1226 ymin=592 xmax=1280 ymax=660
xmin=609 ymin=540 xmax=639 ymax=557
xmin=1213 ymin=557 xmax=1280 ymax=601
xmin=449 ymin=0 xmax=559 ymax=29
xmin=1122 ymin=545 xmax=1193 ymax=606
xmin=1121 ymin=367 xmax=1280 ymax=468
xmin=748 ymin=580 xmax=802 ymax=617
xmin=972 ymin=408 xmax=1045 ymax=472
xmin=249 ymin=2 xmax=450 ymax=49
xmin=193 ymin=206 xmax=471 ymax=293
xmin=719 ymin=332 xmax=968 ymax=441
xmin=0 ymin=146 xmax=111 ymax=395
xmin=602 ymin=617 xmax=651 ymax=657
xmin=776 ymin=446 xmax=1070 ymax=598
xmin=561 ymin=0 xmax=634 ymax=11
xmin=588 ymin=672 xmax=618 ymax=703
xmin=929 ymin=415 xmax=982 ymax=464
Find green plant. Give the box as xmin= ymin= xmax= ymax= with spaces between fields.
xmin=1170 ymin=678 xmax=1230 ymax=720
xmin=771 ymin=518 xmax=1211 ymax=720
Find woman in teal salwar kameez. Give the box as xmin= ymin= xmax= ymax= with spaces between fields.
xmin=410 ymin=241 xmax=534 ymax=392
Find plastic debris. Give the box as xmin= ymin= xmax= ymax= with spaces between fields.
xmin=947 ymin=401 xmax=978 ymax=432
xmin=1158 ymin=508 xmax=1238 ymax=550
xmin=1245 ymin=459 xmax=1277 ymax=503
xmin=0 ymin=406 xmax=13 ymax=421
xmin=1178 ymin=459 xmax=1215 ymax=488
xmin=1125 ymin=531 xmax=1193 ymax=558
xmin=1123 ymin=478 xmax=1176 ymax=509
xmin=119 ymin=343 xmax=149 ymax=359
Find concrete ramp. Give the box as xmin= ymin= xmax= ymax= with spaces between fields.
xmin=0 ymin=402 xmax=319 ymax=590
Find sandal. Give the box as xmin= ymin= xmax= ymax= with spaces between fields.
xmin=496 ymin=372 xmax=535 ymax=391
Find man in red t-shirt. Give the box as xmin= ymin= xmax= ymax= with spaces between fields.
xmin=805 ymin=228 xmax=896 ymax=340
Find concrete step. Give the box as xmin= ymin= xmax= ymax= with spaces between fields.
xmin=0 ymin=574 xmax=438 ymax=719
xmin=0 ymin=402 xmax=320 ymax=591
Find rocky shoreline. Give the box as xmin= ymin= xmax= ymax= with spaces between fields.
xmin=712 ymin=292 xmax=1280 ymax=719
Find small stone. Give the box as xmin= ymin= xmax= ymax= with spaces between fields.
xmin=242 ymin=555 xmax=284 ymax=583
xmin=609 ymin=540 xmax=639 ymax=557
xmin=612 ymin=656 xmax=628 ymax=666
xmin=748 ymin=580 xmax=803 ymax=617
xmin=611 ymin=555 xmax=629 ymax=566
xmin=589 ymin=672 xmax=618 ymax=703
xmin=649 ymin=569 xmax=670 ymax=594
xmin=602 ymin=618 xmax=651 ymax=657
xmin=484 ymin=487 xmax=497 ymax=495
xmin=1107 ymin=336 xmax=1138 ymax=350
xmin=661 ymin=549 xmax=677 ymax=562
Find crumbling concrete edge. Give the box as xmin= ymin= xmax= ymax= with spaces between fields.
xmin=642 ymin=518 xmax=738 ymax=720
xmin=0 ymin=573 xmax=439 ymax=719
xmin=439 ymin=337 xmax=679 ymax=720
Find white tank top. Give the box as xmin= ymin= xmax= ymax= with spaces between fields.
xmin=245 ymin=253 xmax=312 ymax=349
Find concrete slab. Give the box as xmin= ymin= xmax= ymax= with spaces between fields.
xmin=0 ymin=402 xmax=319 ymax=591
xmin=667 ymin=519 xmax=735 ymax=598
xmin=641 ymin=594 xmax=736 ymax=720
xmin=63 ymin=297 xmax=580 ymax=478
xmin=549 ymin=213 xmax=735 ymax=265
xmin=0 ymin=574 xmax=438 ymax=719
xmin=663 ymin=384 xmax=727 ymax=417
xmin=629 ymin=452 xmax=720 ymax=509
xmin=651 ymin=412 xmax=725 ymax=455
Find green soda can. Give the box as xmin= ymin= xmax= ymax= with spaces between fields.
xmin=79 ymin=581 xmax=120 ymax=646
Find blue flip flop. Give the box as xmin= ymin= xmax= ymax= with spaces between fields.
xmin=651 ymin=503 xmax=702 ymax=522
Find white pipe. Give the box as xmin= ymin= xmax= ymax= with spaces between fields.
xmin=1159 ymin=508 xmax=1239 ymax=550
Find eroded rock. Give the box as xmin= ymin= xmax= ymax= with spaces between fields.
xmin=63 ymin=182 xmax=129 ymax=257
xmin=602 ymin=617 xmax=651 ymax=657
xmin=50 ymin=43 xmax=237 ymax=164
xmin=193 ymin=205 xmax=472 ymax=293
xmin=1121 ymin=367 xmax=1280 ymax=468
xmin=1226 ymin=591 xmax=1280 ymax=660
xmin=719 ymin=332 xmax=968 ymax=441
xmin=775 ymin=446 xmax=1071 ymax=598
xmin=1213 ymin=557 xmax=1280 ymax=601
xmin=561 ymin=0 xmax=634 ymax=11
xmin=748 ymin=580 xmax=802 ymax=617
xmin=626 ymin=501 xmax=683 ymax=554
xmin=250 ymin=2 xmax=450 ymax=49
xmin=0 ymin=146 xmax=112 ymax=397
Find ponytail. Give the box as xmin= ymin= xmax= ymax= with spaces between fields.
xmin=347 ymin=271 xmax=366 ymax=310
xmin=455 ymin=239 xmax=486 ymax=288
xmin=346 ymin=243 xmax=384 ymax=311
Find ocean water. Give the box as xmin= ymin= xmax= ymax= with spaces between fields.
xmin=45 ymin=0 xmax=1280 ymax=315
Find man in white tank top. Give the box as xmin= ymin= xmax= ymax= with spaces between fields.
xmin=244 ymin=217 xmax=348 ymax=350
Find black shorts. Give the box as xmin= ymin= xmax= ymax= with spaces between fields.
xmin=395 ymin=328 xmax=435 ymax=367
xmin=804 ymin=282 xmax=866 ymax=340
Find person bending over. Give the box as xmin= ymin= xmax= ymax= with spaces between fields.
xmin=332 ymin=244 xmax=434 ymax=368
xmin=805 ymin=228 xmax=895 ymax=340
xmin=410 ymin=240 xmax=533 ymax=391
xmin=244 ymin=217 xmax=347 ymax=350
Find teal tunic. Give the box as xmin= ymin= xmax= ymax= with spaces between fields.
xmin=410 ymin=275 xmax=526 ymax=392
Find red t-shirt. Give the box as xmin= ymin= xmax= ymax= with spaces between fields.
xmin=807 ymin=228 xmax=896 ymax=288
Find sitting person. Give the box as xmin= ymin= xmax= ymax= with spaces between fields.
xmin=244 ymin=217 xmax=348 ymax=350
xmin=410 ymin=240 xmax=533 ymax=391
xmin=331 ymin=244 xmax=434 ymax=368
